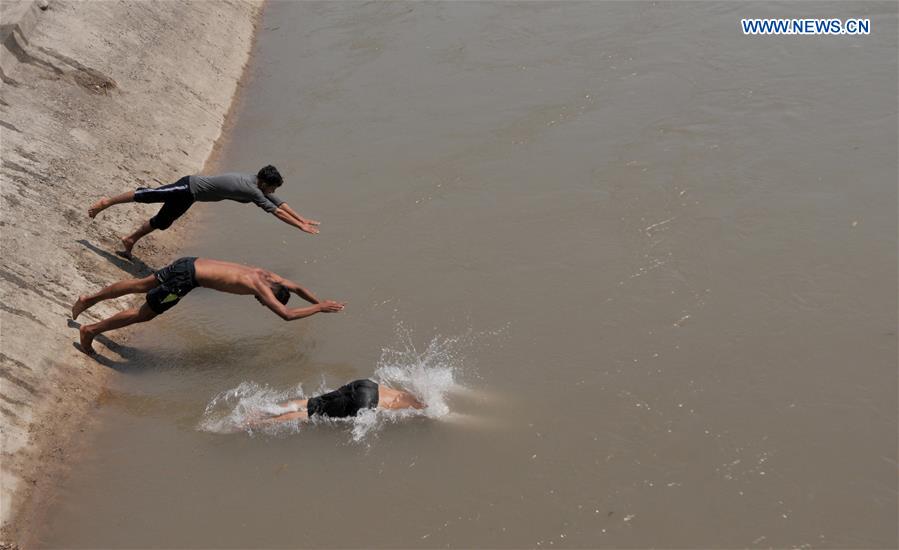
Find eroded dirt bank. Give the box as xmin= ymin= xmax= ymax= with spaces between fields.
xmin=0 ymin=0 xmax=260 ymax=543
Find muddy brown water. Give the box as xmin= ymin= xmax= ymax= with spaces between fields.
xmin=41 ymin=2 xmax=896 ymax=547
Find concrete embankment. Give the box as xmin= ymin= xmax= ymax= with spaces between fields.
xmin=0 ymin=0 xmax=260 ymax=542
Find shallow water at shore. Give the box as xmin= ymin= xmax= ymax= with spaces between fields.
xmin=41 ymin=1 xmax=896 ymax=547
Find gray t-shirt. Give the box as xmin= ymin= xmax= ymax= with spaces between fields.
xmin=188 ymin=173 xmax=285 ymax=213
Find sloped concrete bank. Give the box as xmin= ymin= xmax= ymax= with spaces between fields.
xmin=0 ymin=0 xmax=261 ymax=543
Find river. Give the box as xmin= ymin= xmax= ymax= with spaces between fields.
xmin=42 ymin=2 xmax=897 ymax=547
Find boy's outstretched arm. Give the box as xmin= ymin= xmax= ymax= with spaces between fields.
xmin=284 ymin=280 xmax=322 ymax=305
xmin=273 ymin=206 xmax=319 ymax=234
xmin=256 ymin=283 xmax=344 ymax=321
xmin=266 ymin=273 xmax=323 ymax=305
xmin=279 ymin=203 xmax=319 ymax=226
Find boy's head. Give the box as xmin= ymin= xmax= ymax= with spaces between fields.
xmin=256 ymin=283 xmax=290 ymax=307
xmin=271 ymin=283 xmax=290 ymax=305
xmin=257 ymin=165 xmax=283 ymax=193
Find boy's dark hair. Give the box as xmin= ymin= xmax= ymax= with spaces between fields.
xmin=271 ymin=283 xmax=290 ymax=305
xmin=257 ymin=165 xmax=283 ymax=188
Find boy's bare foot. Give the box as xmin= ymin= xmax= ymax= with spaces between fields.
xmin=88 ymin=197 xmax=110 ymax=218
xmin=79 ymin=325 xmax=96 ymax=355
xmin=116 ymin=237 xmax=135 ymax=260
xmin=72 ymin=296 xmax=89 ymax=320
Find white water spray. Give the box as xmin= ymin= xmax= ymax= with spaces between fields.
xmin=198 ymin=325 xmax=485 ymax=442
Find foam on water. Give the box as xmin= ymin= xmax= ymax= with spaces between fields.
xmin=198 ymin=325 xmax=480 ymax=442
xmin=198 ymin=380 xmax=307 ymax=435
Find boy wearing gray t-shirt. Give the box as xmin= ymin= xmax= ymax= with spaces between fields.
xmin=88 ymin=165 xmax=319 ymax=258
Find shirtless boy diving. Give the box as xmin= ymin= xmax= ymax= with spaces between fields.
xmin=247 ymin=379 xmax=426 ymax=427
xmin=71 ymin=257 xmax=344 ymax=355
xmin=88 ymin=165 xmax=319 ymax=258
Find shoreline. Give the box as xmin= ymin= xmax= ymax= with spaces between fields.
xmin=0 ymin=0 xmax=263 ymax=544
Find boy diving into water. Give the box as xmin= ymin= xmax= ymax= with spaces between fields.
xmin=87 ymin=165 xmax=319 ymax=258
xmin=247 ymin=379 xmax=425 ymax=427
xmin=71 ymin=257 xmax=345 ymax=355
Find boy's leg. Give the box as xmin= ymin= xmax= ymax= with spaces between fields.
xmin=119 ymin=221 xmax=155 ymax=259
xmin=277 ymin=398 xmax=309 ymax=410
xmin=79 ymin=303 xmax=157 ymax=355
xmin=73 ymin=274 xmax=157 ymax=319
xmin=247 ymin=410 xmax=309 ymax=428
xmin=119 ymin=181 xmax=194 ymax=258
xmin=243 ymin=399 xmax=309 ymax=428
xmin=89 ymin=177 xmax=191 ymax=219
xmin=88 ymin=191 xmax=135 ymax=218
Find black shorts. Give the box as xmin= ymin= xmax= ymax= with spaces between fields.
xmin=146 ymin=257 xmax=198 ymax=314
xmin=134 ymin=176 xmax=195 ymax=230
xmin=307 ymin=379 xmax=379 ymax=418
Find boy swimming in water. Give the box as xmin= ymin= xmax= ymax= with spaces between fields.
xmin=87 ymin=165 xmax=319 ymax=258
xmin=72 ymin=257 xmax=344 ymax=355
xmin=247 ymin=379 xmax=425 ymax=426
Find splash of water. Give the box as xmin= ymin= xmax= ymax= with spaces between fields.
xmin=198 ymin=325 xmax=480 ymax=442
xmin=197 ymin=381 xmax=306 ymax=435
xmin=374 ymin=325 xmax=466 ymax=418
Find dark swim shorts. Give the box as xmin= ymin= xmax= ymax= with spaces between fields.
xmin=307 ymin=379 xmax=380 ymax=418
xmin=134 ymin=176 xmax=195 ymax=231
xmin=146 ymin=257 xmax=198 ymax=314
